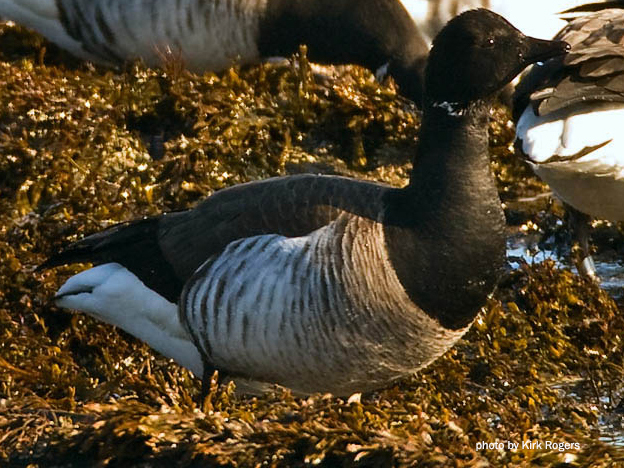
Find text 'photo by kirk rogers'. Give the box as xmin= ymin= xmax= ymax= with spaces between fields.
xmin=476 ymin=440 xmax=582 ymax=452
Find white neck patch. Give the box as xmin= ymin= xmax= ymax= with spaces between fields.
xmin=432 ymin=101 xmax=466 ymax=117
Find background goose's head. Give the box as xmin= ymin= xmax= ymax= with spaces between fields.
xmin=424 ymin=9 xmax=570 ymax=108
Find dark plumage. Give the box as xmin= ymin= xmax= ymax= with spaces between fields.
xmin=41 ymin=9 xmax=569 ymax=395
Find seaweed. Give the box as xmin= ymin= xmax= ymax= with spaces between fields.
xmin=0 ymin=23 xmax=622 ymax=467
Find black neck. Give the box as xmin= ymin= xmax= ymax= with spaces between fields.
xmin=259 ymin=0 xmax=427 ymax=105
xmin=409 ymin=99 xmax=491 ymax=196
xmin=383 ymin=98 xmax=506 ymax=329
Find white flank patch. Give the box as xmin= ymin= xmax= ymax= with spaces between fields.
xmin=517 ymin=104 xmax=624 ymax=168
xmin=516 ymin=103 xmax=624 ymax=221
xmin=56 ymin=263 xmax=203 ymax=376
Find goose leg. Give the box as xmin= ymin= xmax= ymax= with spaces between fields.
xmin=567 ymin=204 xmax=599 ymax=283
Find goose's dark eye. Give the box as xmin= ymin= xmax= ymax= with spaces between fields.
xmin=484 ymin=37 xmax=495 ymax=48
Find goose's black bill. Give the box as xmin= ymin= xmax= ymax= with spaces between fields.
xmin=522 ymin=37 xmax=570 ymax=64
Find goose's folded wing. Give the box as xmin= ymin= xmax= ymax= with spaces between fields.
xmin=41 ymin=174 xmax=387 ymax=301
xmin=158 ymin=174 xmax=385 ymax=277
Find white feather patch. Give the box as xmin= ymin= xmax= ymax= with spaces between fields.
xmin=516 ymin=103 xmax=624 ymax=220
xmin=56 ymin=263 xmax=203 ymax=376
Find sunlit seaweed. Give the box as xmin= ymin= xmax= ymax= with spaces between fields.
xmin=0 ymin=23 xmax=623 ymax=467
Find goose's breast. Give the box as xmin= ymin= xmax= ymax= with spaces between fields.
xmin=180 ymin=215 xmax=467 ymax=395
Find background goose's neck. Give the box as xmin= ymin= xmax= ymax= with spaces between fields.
xmin=383 ymin=98 xmax=506 ymax=330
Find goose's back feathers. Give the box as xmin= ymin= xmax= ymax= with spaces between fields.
xmin=515 ymin=8 xmax=624 ymax=119
xmin=0 ymin=0 xmax=429 ymax=104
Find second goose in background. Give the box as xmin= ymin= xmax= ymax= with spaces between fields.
xmin=514 ymin=5 xmax=624 ymax=281
xmin=0 ymin=0 xmax=430 ymax=105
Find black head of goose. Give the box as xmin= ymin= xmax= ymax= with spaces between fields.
xmin=0 ymin=0 xmax=429 ymax=106
xmin=40 ymin=9 xmax=569 ymax=396
xmin=514 ymin=3 xmax=624 ymax=281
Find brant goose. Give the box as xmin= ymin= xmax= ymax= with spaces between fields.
xmin=514 ymin=4 xmax=624 ymax=280
xmin=41 ymin=9 xmax=569 ymax=396
xmin=0 ymin=0 xmax=429 ymax=105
